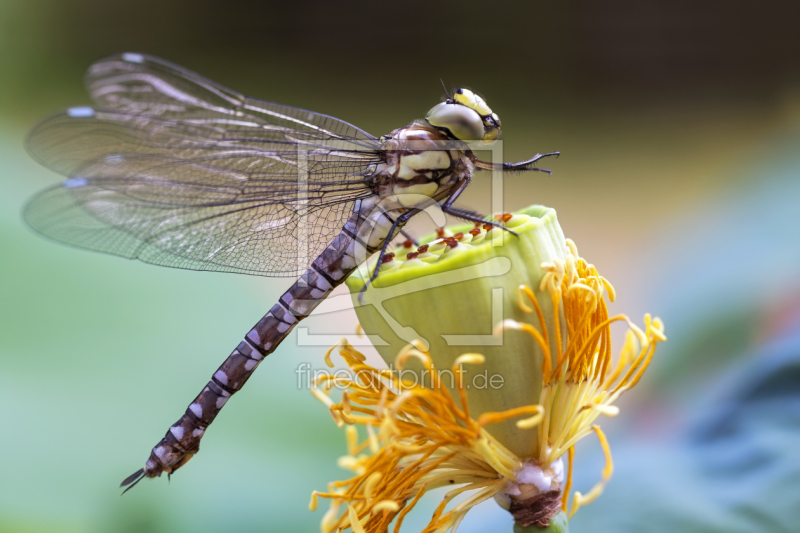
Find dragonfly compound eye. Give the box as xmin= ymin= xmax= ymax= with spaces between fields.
xmin=426 ymin=102 xmax=485 ymax=142
xmin=427 ymin=87 xmax=501 ymax=144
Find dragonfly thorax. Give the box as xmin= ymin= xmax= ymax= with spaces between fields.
xmin=373 ymin=124 xmax=472 ymax=209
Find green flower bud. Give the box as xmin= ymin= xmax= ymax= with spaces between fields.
xmin=345 ymin=205 xmax=568 ymax=459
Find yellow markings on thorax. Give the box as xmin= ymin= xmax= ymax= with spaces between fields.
xmin=392 ymin=182 xmax=439 ymax=206
xmin=392 ymin=150 xmax=451 ymax=206
xmin=397 ymin=151 xmax=450 ymax=180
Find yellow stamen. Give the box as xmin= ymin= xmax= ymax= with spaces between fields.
xmin=476 ymin=405 xmax=542 ymax=428
xmin=453 ymin=353 xmax=486 ymax=367
xmin=345 ymin=425 xmax=358 ymax=456
xmin=348 ymin=503 xmax=366 ymax=533
xmin=568 ymin=426 xmax=612 ymax=519
xmin=309 ymin=491 xmax=319 ymax=511
xmin=562 ymin=446 xmax=574 ymax=512
xmin=373 ymin=501 xmax=400 ymax=512
xmin=310 ymin=340 xmax=537 ymax=533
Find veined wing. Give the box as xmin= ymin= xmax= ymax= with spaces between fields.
xmin=85 ymin=52 xmax=377 ymax=149
xmin=25 ymin=53 xmax=381 ymax=277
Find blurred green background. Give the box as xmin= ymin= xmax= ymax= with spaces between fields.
xmin=2 ymin=1 xmax=800 ymax=532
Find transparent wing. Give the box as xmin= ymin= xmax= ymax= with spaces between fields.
xmin=25 ymin=52 xmax=381 ymax=276
xmin=85 ymin=52 xmax=378 ymax=150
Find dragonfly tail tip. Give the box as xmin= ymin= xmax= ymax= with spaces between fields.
xmin=120 ymin=468 xmax=146 ymax=494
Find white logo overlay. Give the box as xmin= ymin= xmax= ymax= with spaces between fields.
xmin=286 ymin=139 xmax=528 ymax=385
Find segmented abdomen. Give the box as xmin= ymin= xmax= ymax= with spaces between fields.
xmin=137 ymin=205 xmax=403 ymax=479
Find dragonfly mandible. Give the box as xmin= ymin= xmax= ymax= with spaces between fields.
xmin=24 ymin=52 xmax=558 ymax=492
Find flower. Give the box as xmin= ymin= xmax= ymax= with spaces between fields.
xmin=310 ymin=206 xmax=665 ymax=532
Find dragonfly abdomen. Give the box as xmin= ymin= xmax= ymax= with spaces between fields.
xmin=129 ymin=210 xmax=392 ymax=485
xmin=139 ymin=303 xmax=305 ymax=481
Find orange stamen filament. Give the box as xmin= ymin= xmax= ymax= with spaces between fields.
xmin=311 ymin=341 xmax=539 ymax=533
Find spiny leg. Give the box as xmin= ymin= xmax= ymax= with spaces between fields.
xmin=442 ymin=205 xmax=518 ymax=237
xmin=471 ymin=151 xmax=560 ymax=174
xmin=399 ymin=228 xmax=418 ymax=246
xmin=440 ymin=178 xmax=518 ymax=236
xmin=504 ymin=151 xmax=560 ymax=172
xmin=357 ymin=210 xmax=417 ymax=302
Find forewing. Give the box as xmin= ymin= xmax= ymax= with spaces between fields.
xmin=85 ymin=52 xmax=377 ymax=149
xmin=25 ymin=53 xmax=380 ymax=276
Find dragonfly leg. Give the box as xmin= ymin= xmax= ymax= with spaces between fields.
xmin=442 ymin=205 xmax=518 ymax=237
xmin=358 ymin=210 xmax=418 ymax=302
xmin=399 ymin=228 xmax=418 ymax=246
xmin=440 ymin=178 xmax=518 ymax=236
xmin=470 ymin=151 xmax=560 ymax=174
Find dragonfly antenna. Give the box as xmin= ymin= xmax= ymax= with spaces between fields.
xmin=440 ymin=79 xmax=451 ymax=100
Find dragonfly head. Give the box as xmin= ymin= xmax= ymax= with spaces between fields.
xmin=426 ymin=88 xmax=501 ymax=144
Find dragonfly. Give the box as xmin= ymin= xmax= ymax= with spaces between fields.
xmin=24 ymin=52 xmax=558 ymax=492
